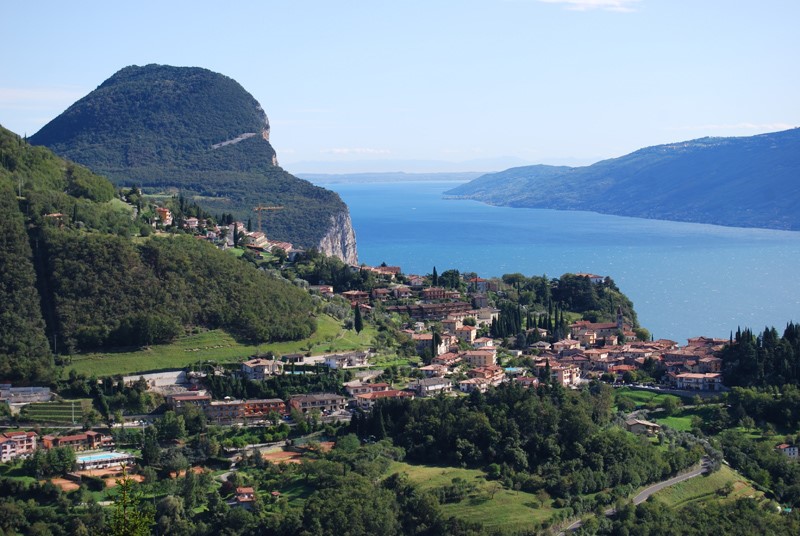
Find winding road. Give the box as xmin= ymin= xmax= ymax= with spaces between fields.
xmin=561 ymin=458 xmax=710 ymax=533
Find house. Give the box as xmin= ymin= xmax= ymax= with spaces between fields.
xmin=459 ymin=378 xmax=491 ymax=393
xmin=432 ymin=352 xmax=462 ymax=367
xmin=155 ymin=207 xmax=173 ymax=226
xmin=441 ymin=317 xmax=463 ymax=333
xmin=165 ymin=392 xmax=212 ymax=411
xmin=386 ymin=301 xmax=473 ymax=321
xmin=323 ymin=352 xmax=369 ymax=369
xmin=551 ymin=364 xmax=581 ymax=387
xmin=267 ymin=240 xmax=294 ymax=254
xmin=406 ymin=275 xmax=426 ymax=287
xmin=625 ymin=418 xmax=662 ymax=436
xmin=344 ymin=381 xmax=390 ymax=397
xmin=371 ymin=288 xmax=392 ymax=302
xmin=776 ymin=444 xmax=799 ymax=460
xmin=473 ymin=337 xmax=494 ymax=349
xmin=205 ymin=398 xmax=286 ymax=422
xmin=468 ymin=277 xmax=490 ymax=293
xmin=674 ymin=372 xmax=723 ymax=391
xmin=553 ymin=339 xmax=582 ymax=353
xmin=185 ymin=217 xmax=200 ymax=229
xmin=354 ymin=390 xmax=414 ymax=410
xmin=42 ymin=430 xmax=112 ymax=451
xmin=475 ymin=308 xmax=501 ymax=326
xmin=698 ymin=357 xmax=723 ymax=373
xmin=407 ymin=378 xmax=453 ymax=397
xmin=392 ymin=286 xmax=412 ymax=299
xmin=467 ymin=365 xmax=505 ymax=385
xmin=455 ymin=325 xmax=478 ymax=344
xmin=241 ymin=357 xmax=284 ymax=380
xmin=514 ymin=376 xmax=540 ymax=389
xmin=412 ymin=333 xmax=448 ymax=356
xmin=421 ymin=287 xmax=447 ymax=301
xmin=309 ymin=285 xmax=334 ymax=296
xmin=289 ymin=393 xmax=349 ymax=414
xmin=419 ymin=364 xmax=449 ymax=377
xmin=341 ymin=290 xmax=370 ymax=305
xmin=235 ymin=487 xmax=256 ymax=510
xmin=463 ymin=349 xmax=497 ymax=367
xmin=0 ymin=431 xmax=37 ymax=462
xmin=574 ymin=273 xmax=605 ymax=284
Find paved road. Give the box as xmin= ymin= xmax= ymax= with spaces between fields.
xmin=632 ymin=461 xmax=708 ymax=505
xmin=561 ymin=458 xmax=709 ymax=533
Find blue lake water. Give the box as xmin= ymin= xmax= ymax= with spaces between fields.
xmin=323 ymin=180 xmax=800 ymax=343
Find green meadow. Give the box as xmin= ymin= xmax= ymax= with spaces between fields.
xmin=387 ymin=461 xmax=554 ymax=533
xmin=66 ymin=314 xmax=377 ymax=377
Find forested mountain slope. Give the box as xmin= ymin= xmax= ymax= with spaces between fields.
xmin=447 ymin=128 xmax=800 ymax=230
xmin=29 ymin=64 xmax=356 ymax=258
xmin=0 ymin=125 xmax=316 ymax=380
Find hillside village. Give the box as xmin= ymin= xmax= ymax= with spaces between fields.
xmin=2 ymin=266 xmax=740 ymax=466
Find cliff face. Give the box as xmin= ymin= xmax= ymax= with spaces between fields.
xmin=317 ymin=210 xmax=358 ymax=265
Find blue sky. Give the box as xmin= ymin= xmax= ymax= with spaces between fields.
xmin=2 ymin=0 xmax=798 ymax=172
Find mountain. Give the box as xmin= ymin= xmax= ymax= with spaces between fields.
xmin=0 ymin=124 xmax=317 ymax=379
xmin=29 ymin=64 xmax=357 ymax=262
xmin=446 ymin=129 xmax=800 ymax=231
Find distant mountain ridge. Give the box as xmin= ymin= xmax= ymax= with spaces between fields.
xmin=446 ymin=129 xmax=800 ymax=231
xmin=29 ymin=64 xmax=357 ymax=261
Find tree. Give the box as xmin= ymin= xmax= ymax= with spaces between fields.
xmin=156 ymin=410 xmax=186 ymax=441
xmin=431 ymin=266 xmax=438 ymax=287
xmin=661 ymin=396 xmax=681 ymax=416
xmin=108 ymin=466 xmax=154 ymax=536
xmin=354 ymin=305 xmax=364 ymax=334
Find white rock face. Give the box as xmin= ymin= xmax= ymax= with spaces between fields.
xmin=317 ymin=210 xmax=358 ymax=265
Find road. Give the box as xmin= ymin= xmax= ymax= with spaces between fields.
xmin=631 ymin=460 xmax=709 ymax=505
xmin=561 ymin=458 xmax=709 ymax=533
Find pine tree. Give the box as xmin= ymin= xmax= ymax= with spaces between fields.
xmin=109 ymin=466 xmax=154 ymax=536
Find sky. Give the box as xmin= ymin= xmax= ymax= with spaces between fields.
xmin=2 ymin=0 xmax=798 ymax=173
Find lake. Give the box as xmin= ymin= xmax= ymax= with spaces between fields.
xmin=322 ymin=180 xmax=800 ymax=343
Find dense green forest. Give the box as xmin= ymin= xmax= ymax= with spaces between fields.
xmin=721 ymin=323 xmax=800 ymax=387
xmin=353 ymin=383 xmax=706 ymax=499
xmin=0 ymin=124 xmax=317 ymax=377
xmin=39 ymin=230 xmax=315 ymax=353
xmin=0 ymin=178 xmax=52 ymax=382
xmin=28 ymin=64 xmax=349 ymax=248
xmin=582 ymin=497 xmax=800 ymax=535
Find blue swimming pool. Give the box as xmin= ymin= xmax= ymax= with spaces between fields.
xmin=77 ymin=452 xmax=130 ymax=463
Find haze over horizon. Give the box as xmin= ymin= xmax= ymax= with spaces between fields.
xmin=3 ymin=1 xmax=798 ymax=173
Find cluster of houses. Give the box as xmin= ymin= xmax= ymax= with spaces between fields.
xmin=151 ymin=207 xmax=297 ymax=257
xmin=0 ymin=429 xmax=116 ymax=463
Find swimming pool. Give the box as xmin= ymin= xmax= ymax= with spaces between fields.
xmin=77 ymin=452 xmax=129 ymax=463
xmin=76 ymin=451 xmax=135 ymax=469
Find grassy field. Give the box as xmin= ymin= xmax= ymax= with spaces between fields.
xmin=651 ymin=465 xmax=762 ymax=508
xmin=387 ymin=461 xmax=554 ymax=533
xmin=654 ymin=405 xmax=723 ymax=432
xmin=614 ymin=387 xmax=683 ymax=409
xmin=65 ymin=314 xmax=377 ymax=377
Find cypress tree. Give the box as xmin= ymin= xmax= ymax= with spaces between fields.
xmin=432 ymin=266 xmax=439 ymax=286
xmin=354 ymin=305 xmax=363 ymax=334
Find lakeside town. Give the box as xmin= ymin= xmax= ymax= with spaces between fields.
xmin=2 ymin=258 xmax=780 ymax=471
